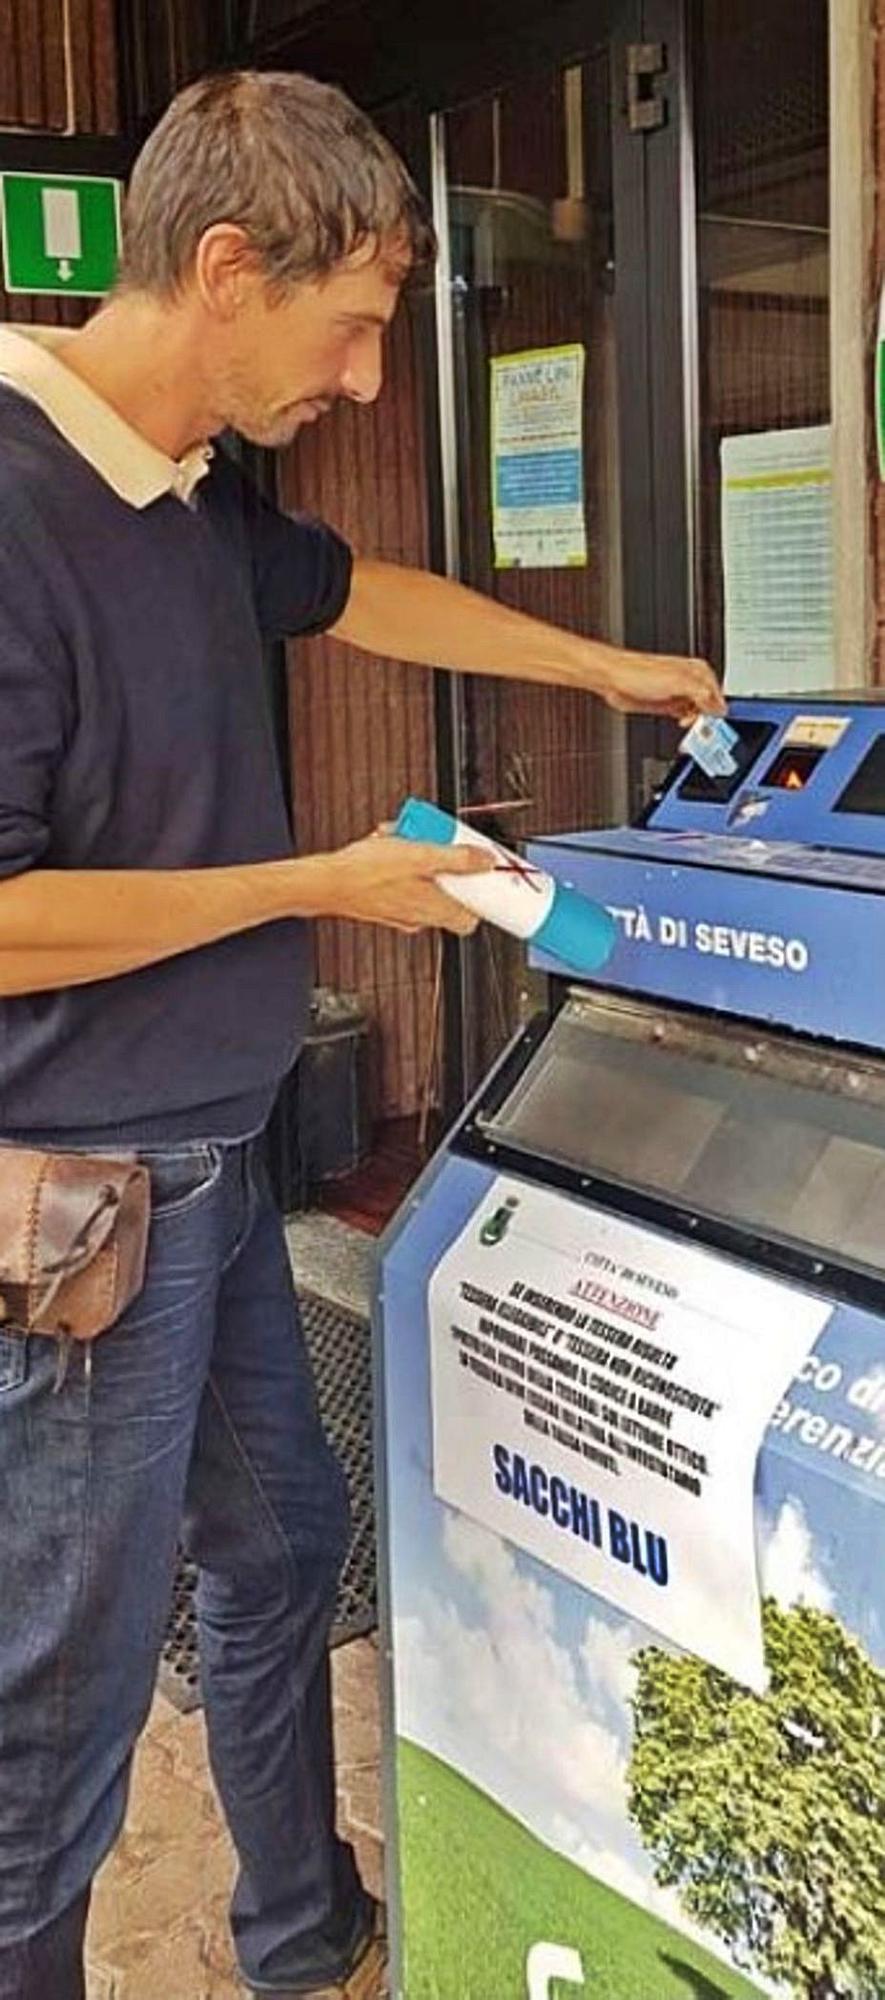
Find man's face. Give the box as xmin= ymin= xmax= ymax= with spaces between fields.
xmin=213 ymin=237 xmax=407 ymax=448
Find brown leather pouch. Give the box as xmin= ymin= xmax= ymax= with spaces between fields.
xmin=0 ymin=1145 xmax=151 ymax=1342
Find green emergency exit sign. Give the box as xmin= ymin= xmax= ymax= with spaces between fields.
xmin=0 ymin=172 xmax=122 ymax=298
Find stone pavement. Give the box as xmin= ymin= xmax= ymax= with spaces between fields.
xmin=85 ymin=1639 xmax=384 ymax=2000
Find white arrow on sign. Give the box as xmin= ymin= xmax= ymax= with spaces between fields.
xmin=41 ymin=187 xmax=81 ymax=283
xmin=526 ymin=1942 xmax=586 ymax=1998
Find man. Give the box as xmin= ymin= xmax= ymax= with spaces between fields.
xmin=0 ymin=69 xmax=723 ymax=2000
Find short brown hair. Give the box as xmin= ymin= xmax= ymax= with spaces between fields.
xmin=119 ymin=69 xmax=436 ymax=294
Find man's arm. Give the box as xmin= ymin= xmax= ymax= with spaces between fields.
xmin=334 ymin=560 xmax=724 ymax=721
xmin=0 ymin=838 xmax=492 ymax=998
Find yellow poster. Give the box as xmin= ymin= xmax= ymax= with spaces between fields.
xmin=490 ymin=343 xmax=587 ymax=570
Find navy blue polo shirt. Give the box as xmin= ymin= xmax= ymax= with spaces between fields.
xmin=0 ymin=377 xmax=352 ymax=1144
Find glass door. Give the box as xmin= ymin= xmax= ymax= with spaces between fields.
xmin=433 ymin=36 xmax=628 ymax=1091
xmin=692 ymin=0 xmax=831 ymax=692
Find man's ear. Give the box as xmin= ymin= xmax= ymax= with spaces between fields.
xmin=193 ymin=225 xmax=262 ymax=321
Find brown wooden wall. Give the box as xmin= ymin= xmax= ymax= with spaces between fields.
xmin=121 ymin=0 xmax=225 ymax=132
xmin=281 ymin=103 xmax=440 ymax=1120
xmin=0 ymin=0 xmax=119 ymax=135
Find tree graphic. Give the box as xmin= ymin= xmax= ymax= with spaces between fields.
xmin=627 ymin=1601 xmax=885 ymax=1999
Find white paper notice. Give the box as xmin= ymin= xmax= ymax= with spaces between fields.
xmin=490 ymin=344 xmax=586 ymax=570
xmin=429 ymin=1178 xmax=831 ymax=1690
xmin=721 ymin=425 xmax=834 ymax=695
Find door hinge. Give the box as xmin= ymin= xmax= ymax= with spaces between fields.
xmin=626 ymin=43 xmax=668 ymax=133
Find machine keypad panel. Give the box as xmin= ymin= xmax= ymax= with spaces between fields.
xmin=647 ymin=698 xmax=885 ymax=851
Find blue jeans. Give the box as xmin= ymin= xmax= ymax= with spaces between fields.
xmin=0 ymin=1138 xmax=372 ymax=1998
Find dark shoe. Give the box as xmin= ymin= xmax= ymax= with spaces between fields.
xmin=248 ymin=1904 xmax=388 ymax=2000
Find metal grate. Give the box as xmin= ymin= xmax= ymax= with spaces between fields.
xmin=158 ymin=1291 xmax=376 ymax=1713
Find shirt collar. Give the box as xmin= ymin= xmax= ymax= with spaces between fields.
xmin=0 ymin=325 xmax=213 ymax=508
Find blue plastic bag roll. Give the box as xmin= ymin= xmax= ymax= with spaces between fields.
xmin=394 ymin=797 xmax=617 ymax=976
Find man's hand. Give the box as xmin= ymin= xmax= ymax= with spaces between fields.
xmin=594 ymin=651 xmax=726 ymax=722
xmin=322 ymin=834 xmax=493 ymax=936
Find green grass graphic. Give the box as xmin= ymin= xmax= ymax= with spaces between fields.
xmin=397 ymin=1740 xmax=764 ymax=2000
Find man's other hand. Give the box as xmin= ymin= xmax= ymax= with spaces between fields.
xmin=322 ymin=834 xmax=493 ymax=935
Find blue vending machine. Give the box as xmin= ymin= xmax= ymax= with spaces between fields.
xmin=377 ymin=698 xmax=885 ymax=2000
